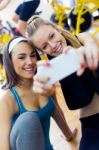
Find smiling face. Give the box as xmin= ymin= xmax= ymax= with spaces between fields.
xmin=31 ymin=25 xmax=67 ymax=56
xmin=12 ymin=42 xmax=37 ymax=80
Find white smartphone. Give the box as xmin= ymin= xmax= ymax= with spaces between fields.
xmin=37 ymin=48 xmax=80 ymax=84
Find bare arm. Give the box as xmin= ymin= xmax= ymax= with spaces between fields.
xmin=52 ymin=93 xmax=77 ymax=141
xmin=76 ymin=32 xmax=99 ymax=75
xmin=0 ymin=0 xmax=11 ymax=10
xmin=77 ymin=32 xmax=99 ymax=45
xmin=0 ymin=94 xmax=14 ymax=150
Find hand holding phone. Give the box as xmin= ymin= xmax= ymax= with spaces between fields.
xmin=37 ymin=48 xmax=80 ymax=84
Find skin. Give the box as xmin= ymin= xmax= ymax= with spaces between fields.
xmin=32 ymin=25 xmax=67 ymax=56
xmin=31 ymin=24 xmax=99 ymax=75
xmin=0 ymin=41 xmax=77 ymax=150
xmin=11 ymin=42 xmax=37 ymax=80
xmin=30 ymin=23 xmax=99 ymax=122
xmin=0 ymin=0 xmax=11 ymax=10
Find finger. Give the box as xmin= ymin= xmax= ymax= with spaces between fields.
xmin=85 ymin=52 xmax=93 ymax=69
xmin=54 ymin=82 xmax=60 ymax=87
xmin=33 ymin=83 xmax=54 ymax=96
xmin=91 ymin=47 xmax=99 ymax=69
xmin=84 ymin=45 xmax=97 ymax=69
xmin=33 ymin=85 xmax=43 ymax=94
xmin=73 ymin=128 xmax=78 ymax=136
xmin=76 ymin=46 xmax=85 ymax=66
xmin=33 ymin=85 xmax=48 ymax=95
xmin=34 ymin=76 xmax=54 ymax=90
xmin=62 ymin=46 xmax=72 ymax=53
xmin=76 ymin=46 xmax=87 ymax=76
xmin=77 ymin=67 xmax=85 ymax=76
xmin=34 ymin=74 xmax=50 ymax=83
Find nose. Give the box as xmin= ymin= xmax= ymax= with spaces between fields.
xmin=48 ymin=41 xmax=56 ymax=50
xmin=27 ymin=57 xmax=33 ymax=64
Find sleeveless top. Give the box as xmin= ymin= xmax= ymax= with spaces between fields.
xmin=9 ymin=86 xmax=55 ymax=150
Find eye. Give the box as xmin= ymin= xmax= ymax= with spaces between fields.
xmin=18 ymin=56 xmax=25 ymax=59
xmin=42 ymin=44 xmax=48 ymax=50
xmin=49 ymin=33 xmax=55 ymax=39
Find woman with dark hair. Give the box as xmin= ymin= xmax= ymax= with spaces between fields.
xmin=26 ymin=16 xmax=99 ymax=150
xmin=0 ymin=36 xmax=77 ymax=150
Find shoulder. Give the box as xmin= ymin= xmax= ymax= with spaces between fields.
xmin=77 ymin=32 xmax=91 ymax=38
xmin=0 ymin=89 xmax=16 ymax=115
xmin=0 ymin=89 xmax=13 ymax=102
xmin=77 ymin=32 xmax=96 ymax=43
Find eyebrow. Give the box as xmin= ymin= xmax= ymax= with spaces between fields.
xmin=49 ymin=31 xmax=53 ymax=37
xmin=17 ymin=51 xmax=35 ymax=56
xmin=17 ymin=53 xmax=26 ymax=56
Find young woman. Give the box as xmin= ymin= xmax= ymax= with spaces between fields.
xmin=26 ymin=16 xmax=99 ymax=150
xmin=0 ymin=36 xmax=77 ymax=150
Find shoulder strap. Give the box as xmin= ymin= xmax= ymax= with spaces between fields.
xmin=9 ymin=86 xmax=24 ymax=113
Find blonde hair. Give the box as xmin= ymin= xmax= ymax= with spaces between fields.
xmin=27 ymin=16 xmax=81 ymax=49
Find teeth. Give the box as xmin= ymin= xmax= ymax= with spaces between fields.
xmin=25 ymin=68 xmax=33 ymax=71
xmin=57 ymin=44 xmax=62 ymax=53
xmin=53 ymin=44 xmax=62 ymax=55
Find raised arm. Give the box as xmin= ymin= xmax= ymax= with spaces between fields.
xmin=76 ymin=32 xmax=99 ymax=75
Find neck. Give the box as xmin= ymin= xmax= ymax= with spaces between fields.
xmin=17 ymin=78 xmax=33 ymax=90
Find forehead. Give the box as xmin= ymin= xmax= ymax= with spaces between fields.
xmin=12 ymin=42 xmax=33 ymax=54
xmin=32 ymin=25 xmax=57 ymax=45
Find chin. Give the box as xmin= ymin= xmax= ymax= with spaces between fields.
xmin=27 ymin=77 xmax=33 ymax=80
xmin=24 ymin=74 xmax=34 ymax=79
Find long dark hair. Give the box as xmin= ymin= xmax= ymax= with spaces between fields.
xmin=3 ymin=37 xmax=39 ymax=88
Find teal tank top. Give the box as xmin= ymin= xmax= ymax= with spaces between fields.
xmin=9 ymin=86 xmax=55 ymax=150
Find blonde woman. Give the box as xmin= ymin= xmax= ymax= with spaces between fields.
xmin=26 ymin=16 xmax=99 ymax=150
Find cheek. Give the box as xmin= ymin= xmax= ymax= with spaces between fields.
xmin=43 ymin=48 xmax=51 ymax=55
xmin=12 ymin=59 xmax=23 ymax=71
xmin=61 ymin=36 xmax=67 ymax=45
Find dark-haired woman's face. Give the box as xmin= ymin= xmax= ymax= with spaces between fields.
xmin=12 ymin=42 xmax=37 ymax=80
xmin=31 ymin=25 xmax=67 ymax=56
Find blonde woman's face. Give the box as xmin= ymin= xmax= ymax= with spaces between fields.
xmin=31 ymin=25 xmax=67 ymax=56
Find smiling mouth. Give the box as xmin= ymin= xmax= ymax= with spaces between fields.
xmin=53 ymin=44 xmax=63 ymax=55
xmin=24 ymin=66 xmax=36 ymax=73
